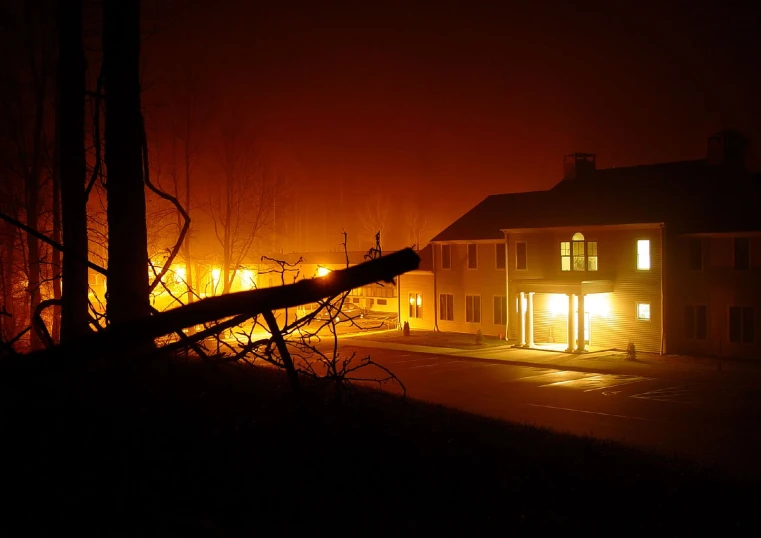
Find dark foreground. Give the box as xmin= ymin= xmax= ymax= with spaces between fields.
xmin=1 ymin=356 xmax=758 ymax=536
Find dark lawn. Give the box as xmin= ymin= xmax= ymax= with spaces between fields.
xmin=0 ymin=357 xmax=756 ymax=536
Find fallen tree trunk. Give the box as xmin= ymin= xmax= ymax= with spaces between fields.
xmin=16 ymin=248 xmax=420 ymax=364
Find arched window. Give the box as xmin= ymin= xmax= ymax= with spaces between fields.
xmin=560 ymin=233 xmax=598 ymax=272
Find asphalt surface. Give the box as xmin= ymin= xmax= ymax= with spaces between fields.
xmin=332 ymin=343 xmax=761 ymax=480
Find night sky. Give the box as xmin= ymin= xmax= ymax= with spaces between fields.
xmin=143 ymin=0 xmax=761 ymax=251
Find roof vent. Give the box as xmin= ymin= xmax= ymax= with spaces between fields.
xmin=706 ymin=129 xmax=748 ymax=169
xmin=563 ymin=153 xmax=596 ymax=180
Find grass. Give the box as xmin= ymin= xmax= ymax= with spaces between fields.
xmin=1 ymin=355 xmax=758 ymax=536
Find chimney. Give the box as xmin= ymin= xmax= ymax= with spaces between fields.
xmin=706 ymin=129 xmax=748 ymax=169
xmin=563 ymin=153 xmax=596 ymax=180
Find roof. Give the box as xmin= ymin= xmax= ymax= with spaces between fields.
xmin=432 ymin=159 xmax=761 ymax=241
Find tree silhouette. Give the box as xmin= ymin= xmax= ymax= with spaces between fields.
xmin=102 ymin=0 xmax=151 ymax=332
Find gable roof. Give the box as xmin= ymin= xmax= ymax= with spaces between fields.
xmin=432 ymin=160 xmax=761 ymax=241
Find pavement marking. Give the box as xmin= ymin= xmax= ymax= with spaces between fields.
xmin=408 ymin=360 xmax=463 ymax=369
xmin=539 ymin=374 xmax=653 ymax=392
xmin=516 ymin=370 xmax=590 ymax=383
xmin=526 ymin=403 xmax=662 ymax=422
xmin=392 ymin=356 xmax=443 ymax=364
xmin=630 ymin=383 xmax=715 ymax=403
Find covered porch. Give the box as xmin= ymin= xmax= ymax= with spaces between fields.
xmin=514 ymin=279 xmax=614 ymax=353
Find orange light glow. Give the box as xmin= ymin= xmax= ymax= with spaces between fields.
xmin=549 ymin=294 xmax=566 ymax=316
xmin=316 ymin=266 xmax=331 ymax=277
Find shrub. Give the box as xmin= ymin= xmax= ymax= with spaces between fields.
xmin=626 ymin=341 xmax=636 ymax=361
xmin=475 ymin=329 xmax=484 ymax=345
xmin=403 ymin=321 xmax=410 ymax=336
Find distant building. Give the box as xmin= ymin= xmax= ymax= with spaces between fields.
xmin=397 ymin=130 xmax=761 ymax=360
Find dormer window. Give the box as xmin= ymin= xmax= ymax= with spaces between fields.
xmin=561 ymin=233 xmax=597 ymax=272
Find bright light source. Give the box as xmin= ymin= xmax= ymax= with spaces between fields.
xmin=211 ymin=268 xmax=221 ymax=291
xmin=587 ymin=293 xmax=611 ymax=318
xmin=409 ymin=296 xmax=415 ymax=305
xmin=416 ymin=295 xmax=422 ymax=307
xmin=175 ymin=266 xmax=186 ymax=282
xmin=637 ymin=240 xmax=651 ymax=270
xmin=549 ymin=293 xmax=567 ymax=316
xmin=316 ymin=266 xmax=331 ymax=277
xmin=242 ymin=269 xmax=255 ymax=288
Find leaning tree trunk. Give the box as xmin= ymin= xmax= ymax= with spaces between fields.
xmin=57 ymin=0 xmax=90 ymax=342
xmin=102 ymin=0 xmax=151 ymax=333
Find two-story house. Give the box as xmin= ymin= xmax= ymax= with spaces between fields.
xmin=399 ymin=130 xmax=761 ymax=359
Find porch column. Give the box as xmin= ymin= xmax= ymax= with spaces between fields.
xmin=576 ymin=293 xmax=586 ymax=353
xmin=527 ymin=292 xmax=534 ymax=347
xmin=518 ymin=292 xmax=526 ymax=346
xmin=566 ymin=294 xmax=575 ymax=352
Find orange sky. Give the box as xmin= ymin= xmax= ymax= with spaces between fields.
xmin=141 ymin=0 xmax=761 ymax=252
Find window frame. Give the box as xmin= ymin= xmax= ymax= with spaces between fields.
xmin=408 ymin=293 xmax=422 ymax=319
xmin=637 ymin=239 xmax=651 ymax=271
xmin=495 ymin=243 xmax=506 ymax=270
xmin=493 ymin=295 xmax=507 ymax=325
xmin=515 ymin=241 xmax=527 ymax=271
xmin=465 ymin=294 xmax=481 ymax=323
xmin=439 ymin=293 xmax=454 ymax=321
xmin=733 ymin=237 xmax=750 ymax=271
xmin=587 ymin=241 xmax=598 ymax=271
xmin=467 ymin=243 xmax=478 ymax=270
xmin=636 ymin=302 xmax=651 ymax=321
xmin=560 ymin=241 xmax=571 ymax=271
xmin=441 ymin=244 xmax=452 ymax=270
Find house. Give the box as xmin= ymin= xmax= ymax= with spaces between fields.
xmin=398 ymin=130 xmax=761 ymax=359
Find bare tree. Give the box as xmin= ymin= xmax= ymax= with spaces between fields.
xmin=209 ymin=121 xmax=274 ymax=295
xmin=404 ymin=199 xmax=428 ymax=250
xmin=0 ymin=0 xmax=56 ymax=351
xmin=358 ymin=193 xmax=392 ymax=250
xmin=102 ymin=0 xmax=151 ymax=330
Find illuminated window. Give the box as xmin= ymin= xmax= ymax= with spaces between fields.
xmin=441 ymin=245 xmax=451 ymax=270
xmin=734 ymin=237 xmax=750 ymax=270
xmin=409 ymin=293 xmax=422 ymax=319
xmin=515 ymin=242 xmax=527 ymax=270
xmin=729 ymin=306 xmax=754 ymax=343
xmin=637 ymin=302 xmax=651 ymax=321
xmin=560 ymin=242 xmax=571 ymax=271
xmin=496 ymin=243 xmax=506 ymax=269
xmin=572 ymin=240 xmax=585 ymax=271
xmin=688 ymin=239 xmax=703 ymax=271
xmin=587 ymin=241 xmax=598 ymax=271
xmin=439 ymin=294 xmax=454 ymax=321
xmin=465 ymin=295 xmax=481 ymax=323
xmin=685 ymin=305 xmax=707 ymax=340
xmin=493 ymin=296 xmax=507 ymax=325
xmin=637 ymin=240 xmax=651 ymax=270
xmin=467 ymin=244 xmax=478 ymax=269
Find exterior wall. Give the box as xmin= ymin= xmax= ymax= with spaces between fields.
xmin=507 ymin=226 xmax=663 ymax=353
xmin=434 ymin=242 xmax=507 ymax=337
xmin=668 ymin=234 xmax=761 ymax=359
xmin=398 ymin=271 xmax=435 ymax=330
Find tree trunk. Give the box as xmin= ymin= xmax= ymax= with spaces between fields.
xmin=58 ymin=0 xmax=90 ymax=342
xmin=51 ymin=141 xmax=61 ymax=343
xmin=183 ymin=136 xmax=194 ymax=305
xmin=103 ymin=0 xmax=151 ymax=331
